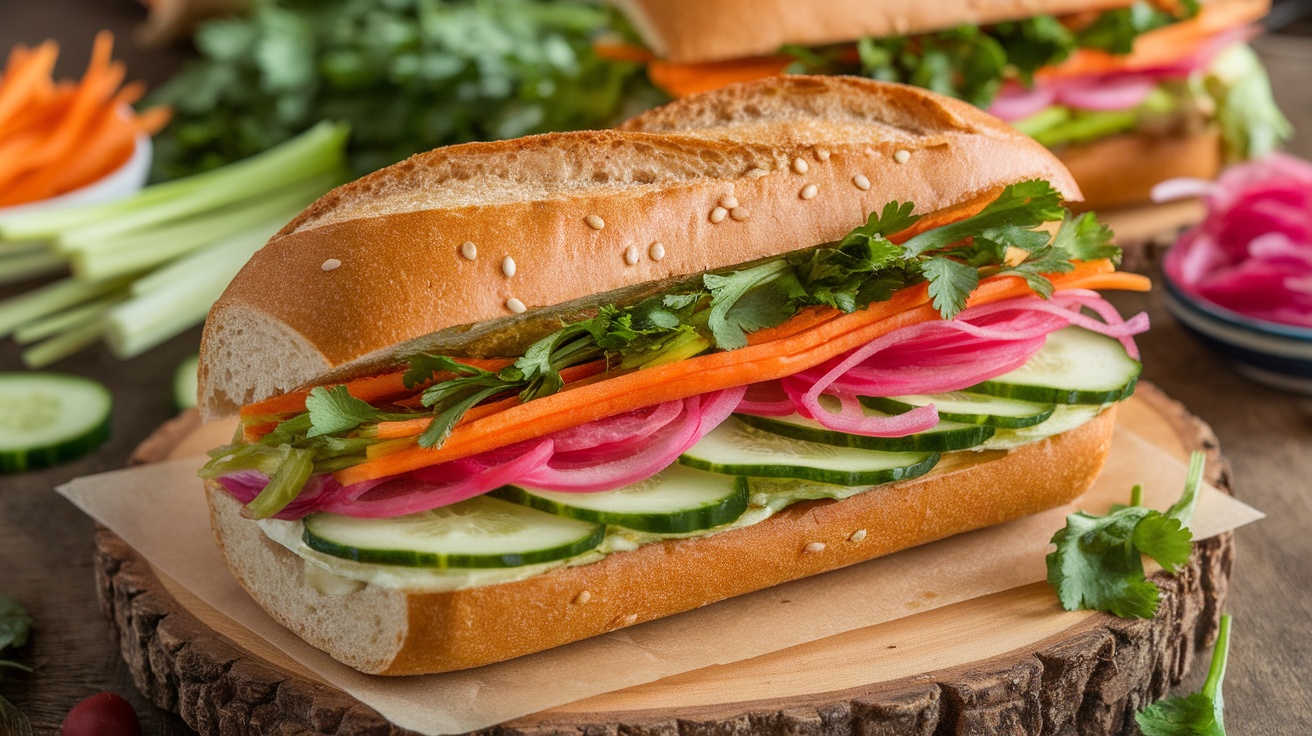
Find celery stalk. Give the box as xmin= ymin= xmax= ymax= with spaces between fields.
xmin=13 ymin=296 xmax=124 ymax=344
xmin=21 ymin=319 xmax=106 ymax=368
xmin=0 ymin=277 xmax=132 ymax=338
xmin=0 ymin=248 xmax=65 ymax=285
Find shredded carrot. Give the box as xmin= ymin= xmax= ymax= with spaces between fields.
xmin=593 ymin=41 xmax=656 ymax=64
xmin=0 ymin=32 xmax=172 ymax=206
xmin=1040 ymin=0 xmax=1267 ymax=79
xmin=648 ymin=56 xmax=792 ymax=98
xmin=238 ymin=356 xmax=514 ymax=419
xmin=335 ymin=262 xmax=1147 ymax=485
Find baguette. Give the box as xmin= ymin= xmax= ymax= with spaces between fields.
xmin=198 ymin=77 xmax=1135 ymax=678
xmin=208 ymin=406 xmax=1116 ymax=675
xmin=1057 ymin=128 xmax=1223 ymax=211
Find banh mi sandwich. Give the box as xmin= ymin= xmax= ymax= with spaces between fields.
xmin=599 ymin=0 xmax=1290 ymax=210
xmin=197 ymin=76 xmax=1152 ymax=676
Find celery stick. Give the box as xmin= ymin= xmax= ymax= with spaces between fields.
xmin=22 ymin=319 xmax=106 ymax=368
xmin=0 ymin=121 xmax=348 ymax=242
xmin=13 ymin=296 xmax=124 ymax=344
xmin=0 ymin=277 xmax=132 ymax=337
xmin=1012 ymin=106 xmax=1071 ymax=138
xmin=0 ymin=248 xmax=66 ymax=285
xmin=130 ymin=218 xmax=284 ymax=297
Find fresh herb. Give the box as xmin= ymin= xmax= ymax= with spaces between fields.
xmin=152 ymin=0 xmax=655 ymax=178
xmin=1136 ymin=614 xmax=1232 ymax=735
xmin=0 ymin=593 xmax=32 ymax=675
xmin=786 ymin=2 xmax=1198 ymax=108
xmin=1047 ymin=452 xmax=1205 ymax=619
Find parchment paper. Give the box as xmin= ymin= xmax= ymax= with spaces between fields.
xmin=58 ymin=418 xmax=1262 ymax=735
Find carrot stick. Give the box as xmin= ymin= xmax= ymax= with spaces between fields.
xmin=593 ymin=41 xmax=656 ymax=64
xmin=0 ymin=40 xmax=58 ymax=132
xmin=335 ymin=262 xmax=1143 ymax=485
xmin=133 ymin=105 xmax=171 ymax=135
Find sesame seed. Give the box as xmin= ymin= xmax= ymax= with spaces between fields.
xmin=624 ymin=244 xmax=640 ymax=265
xmin=853 ymin=174 xmax=871 ymax=191
xmin=800 ymin=184 xmax=818 ymax=200
xmin=649 ymin=241 xmax=666 ymax=261
xmin=803 ymin=542 xmax=826 ymax=554
xmin=816 ymin=148 xmax=831 ymax=161
xmin=894 ymin=149 xmax=911 ymax=164
xmin=710 ymin=206 xmax=728 ymax=223
xmin=792 ymin=157 xmax=809 ymax=174
xmin=501 ymin=256 xmax=516 ymax=277
xmin=585 ymin=214 xmax=605 ymax=230
xmin=505 ymin=297 xmax=526 ymax=314
xmin=849 ymin=529 xmax=867 ymax=543
xmin=320 ymin=258 xmax=341 ymax=271
xmin=573 ymin=590 xmax=592 ymax=605
xmin=747 ymin=167 xmax=769 ymax=178
xmin=459 ymin=241 xmax=477 ymax=260
xmin=719 ymin=195 xmax=739 ymax=209
xmin=730 ymin=207 xmax=749 ymax=221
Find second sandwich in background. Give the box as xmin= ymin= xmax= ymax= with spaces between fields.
xmin=601 ymin=0 xmax=1290 ymax=209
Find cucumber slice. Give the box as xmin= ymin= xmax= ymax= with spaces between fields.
xmin=174 ymin=354 xmax=199 ymax=411
xmin=302 ymin=496 xmax=604 ymax=568
xmin=860 ymin=393 xmax=1056 ymax=429
xmin=0 ymin=373 xmax=111 ymax=473
xmin=680 ymin=418 xmax=939 ymax=486
xmin=966 ymin=326 xmax=1141 ymax=404
xmin=736 ymin=408 xmax=993 ymax=452
xmin=496 ymin=465 xmax=749 ymax=534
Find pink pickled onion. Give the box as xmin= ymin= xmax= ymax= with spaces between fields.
xmin=1053 ymin=74 xmax=1157 ymax=111
xmin=988 ymin=84 xmax=1057 ymax=122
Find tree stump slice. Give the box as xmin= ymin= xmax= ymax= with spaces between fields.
xmin=95 ymin=383 xmax=1234 ymax=736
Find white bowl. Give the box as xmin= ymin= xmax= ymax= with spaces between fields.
xmin=0 ymin=131 xmax=152 ymax=218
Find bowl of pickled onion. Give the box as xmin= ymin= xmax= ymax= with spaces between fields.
xmin=1157 ymin=154 xmax=1312 ymax=394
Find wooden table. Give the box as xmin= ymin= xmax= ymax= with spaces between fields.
xmin=2 ymin=3 xmax=1311 ymax=734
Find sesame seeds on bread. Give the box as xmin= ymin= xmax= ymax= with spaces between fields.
xmin=198 ymin=76 xmax=1078 ymax=420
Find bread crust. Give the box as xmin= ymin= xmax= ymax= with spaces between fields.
xmin=199 ymin=76 xmax=1078 ymax=420
xmin=1057 ymin=128 xmax=1223 ymax=211
xmin=614 ymin=0 xmax=1138 ymax=64
xmin=207 ymin=406 xmax=1116 ymax=675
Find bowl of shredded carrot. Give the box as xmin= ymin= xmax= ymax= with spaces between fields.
xmin=0 ymin=31 xmax=170 ymax=215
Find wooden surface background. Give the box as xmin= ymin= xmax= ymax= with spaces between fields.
xmin=1 ymin=2 xmax=1311 ymax=734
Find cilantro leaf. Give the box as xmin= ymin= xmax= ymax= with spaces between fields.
xmin=922 ymin=257 xmax=979 ymax=319
xmin=1046 ymin=451 xmax=1207 ymax=619
xmin=305 ymin=385 xmax=387 ymax=438
xmin=403 ymin=354 xmax=488 ymax=390
xmin=1000 ymin=246 xmax=1077 ymax=298
xmin=0 ymin=594 xmax=31 ymax=654
xmin=1077 ymin=1 xmax=1199 ymax=55
xmin=704 ymin=261 xmax=802 ymax=350
xmin=1051 ymin=211 xmax=1121 ymax=265
xmin=839 ymin=200 xmax=920 ymax=249
xmin=900 ymin=180 xmax=1064 ymax=256
xmin=1136 ymin=613 xmax=1230 ymax=736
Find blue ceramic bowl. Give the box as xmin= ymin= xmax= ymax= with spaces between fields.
xmin=1161 ymin=270 xmax=1312 ymax=395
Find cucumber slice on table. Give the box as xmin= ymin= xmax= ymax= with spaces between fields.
xmin=861 ymin=393 xmax=1056 ymax=429
xmin=736 ymin=408 xmax=993 ymax=452
xmin=303 ymin=496 xmax=605 ymax=568
xmin=174 ymin=354 xmax=199 ymax=410
xmin=0 ymin=373 xmax=111 ymax=473
xmin=681 ymin=418 xmax=939 ymax=486
xmin=496 ymin=465 xmax=749 ymax=534
xmin=966 ymin=326 xmax=1141 ymax=404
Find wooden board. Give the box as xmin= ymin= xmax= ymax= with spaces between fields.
xmin=94 ymin=383 xmax=1233 ymax=736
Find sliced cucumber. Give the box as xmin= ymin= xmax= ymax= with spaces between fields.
xmin=736 ymin=408 xmax=993 ymax=452
xmin=966 ymin=326 xmax=1141 ymax=404
xmin=174 ymin=354 xmax=199 ymax=411
xmin=0 ymin=373 xmax=111 ymax=473
xmin=496 ymin=465 xmax=749 ymax=534
xmin=680 ymin=418 xmax=939 ymax=486
xmin=302 ymin=496 xmax=604 ymax=569
xmin=860 ymin=393 xmax=1056 ymax=429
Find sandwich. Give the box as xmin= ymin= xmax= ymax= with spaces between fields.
xmin=598 ymin=0 xmax=1290 ymax=210
xmin=196 ymin=76 xmax=1152 ymax=676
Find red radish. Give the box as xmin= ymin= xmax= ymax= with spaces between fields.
xmin=61 ymin=693 xmax=140 ymax=736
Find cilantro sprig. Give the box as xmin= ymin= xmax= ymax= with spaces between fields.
xmin=786 ymin=1 xmax=1199 ymax=108
xmin=0 ymin=593 xmax=32 ymax=675
xmin=1047 ymin=452 xmax=1205 ymax=619
xmin=1136 ymin=613 xmax=1232 ymax=736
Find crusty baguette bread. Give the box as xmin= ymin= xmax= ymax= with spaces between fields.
xmin=1057 ymin=129 xmax=1223 ymax=211
xmin=198 ymin=76 xmax=1078 ymax=420
xmin=612 ymin=0 xmax=1138 ymax=64
xmin=208 ymin=405 xmax=1116 ymax=675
